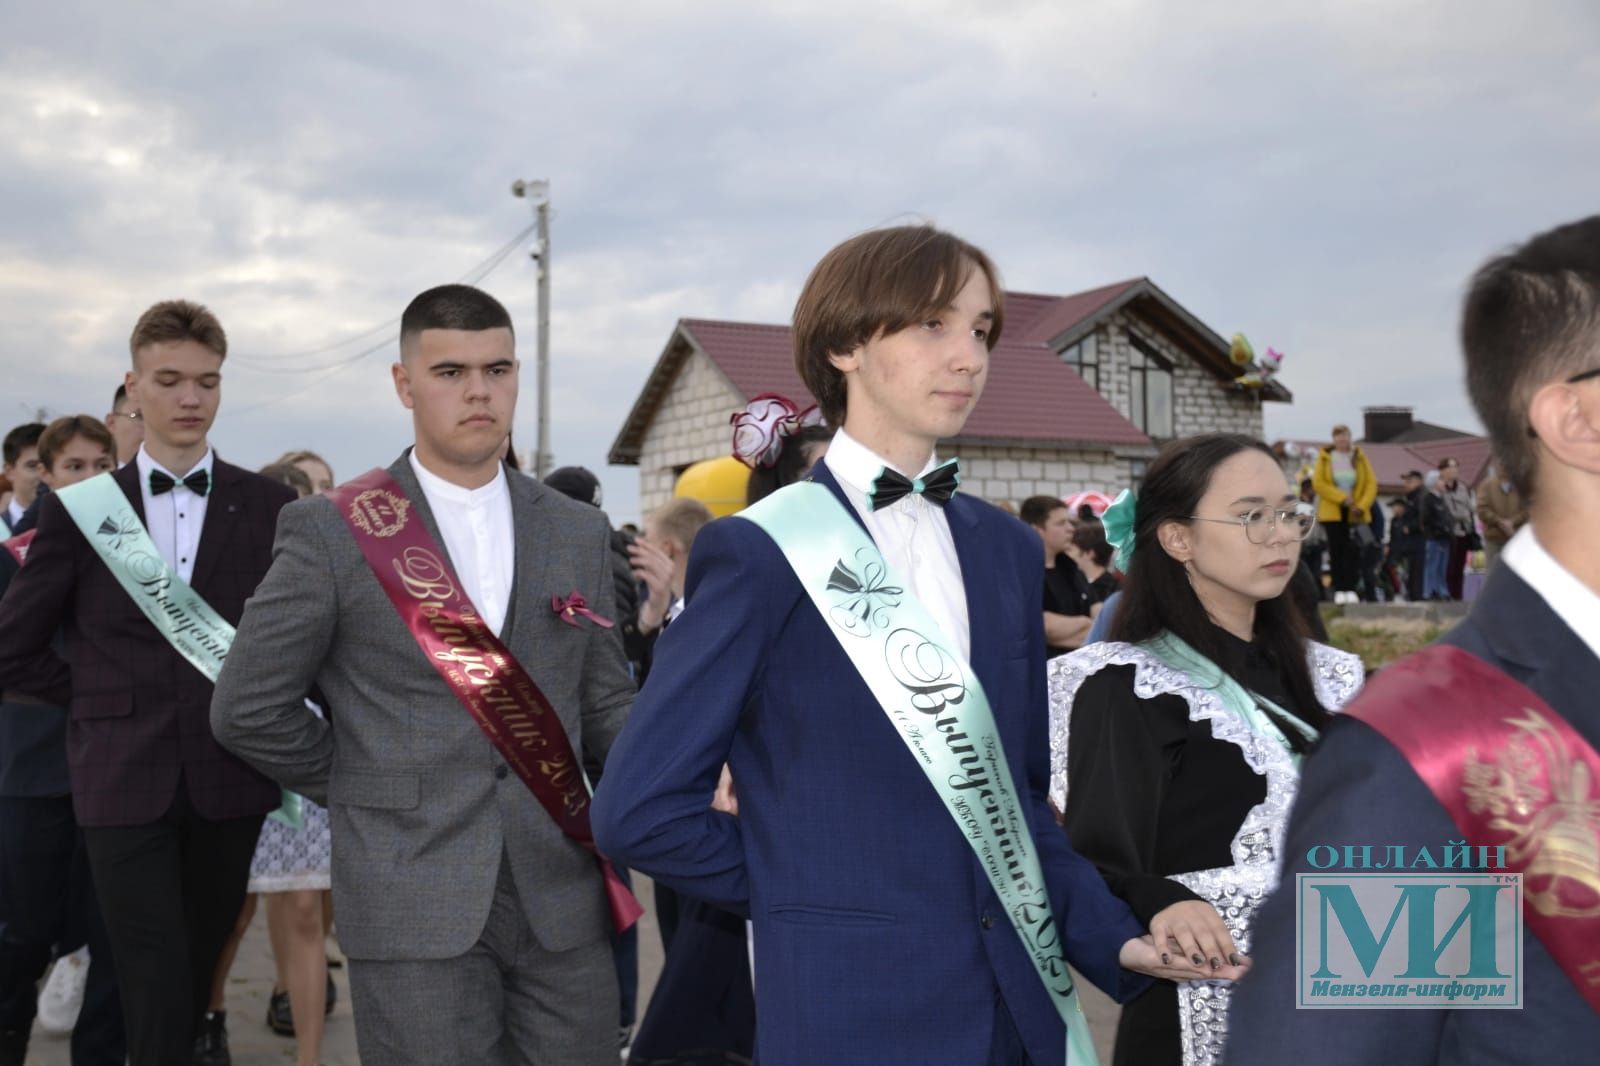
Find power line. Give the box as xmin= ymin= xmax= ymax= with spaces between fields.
xmin=230 ymin=221 xmax=539 ymax=375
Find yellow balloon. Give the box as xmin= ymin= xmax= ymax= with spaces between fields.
xmin=1229 ymin=332 xmax=1255 ymax=366
xmin=673 ymin=456 xmax=752 ymax=518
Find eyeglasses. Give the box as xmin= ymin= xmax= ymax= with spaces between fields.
xmin=1188 ymin=504 xmax=1317 ymax=544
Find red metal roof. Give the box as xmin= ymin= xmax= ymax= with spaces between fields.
xmin=1016 ymin=279 xmax=1144 ymax=345
xmin=1282 ymin=436 xmax=1493 ymax=494
xmin=679 ymin=305 xmax=1152 ymax=448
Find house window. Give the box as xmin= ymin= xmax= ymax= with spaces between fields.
xmin=1059 ymin=333 xmax=1098 ymax=390
xmin=1128 ymin=334 xmax=1173 ymax=438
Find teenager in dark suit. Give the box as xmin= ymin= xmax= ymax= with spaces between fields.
xmin=0 ymin=417 xmax=123 ymax=1066
xmin=1224 ymin=216 xmax=1600 ymax=1064
xmin=0 ymin=301 xmax=292 ymax=1066
xmin=593 ymin=226 xmax=1223 ymax=1066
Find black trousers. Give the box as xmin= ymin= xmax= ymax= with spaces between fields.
xmin=0 ymin=796 xmax=124 ymax=1065
xmin=1324 ymin=520 xmax=1358 ymax=594
xmin=81 ymin=783 xmax=262 ymax=1066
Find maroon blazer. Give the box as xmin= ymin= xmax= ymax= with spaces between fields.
xmin=0 ymin=459 xmax=294 ymax=827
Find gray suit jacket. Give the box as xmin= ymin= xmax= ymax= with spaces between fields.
xmin=211 ymin=453 xmax=635 ymax=960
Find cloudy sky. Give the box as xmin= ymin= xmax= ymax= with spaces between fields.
xmin=3 ymin=0 xmax=1596 ymax=521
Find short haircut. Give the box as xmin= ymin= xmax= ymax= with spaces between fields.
xmin=1019 ymin=494 xmax=1068 ymax=528
xmin=648 ymin=497 xmax=714 ymax=552
xmin=399 ymin=284 xmax=514 ymax=359
xmin=3 ymin=423 xmax=45 ymax=466
xmin=112 ymin=383 xmax=131 ymax=412
xmin=1402 ymin=469 xmax=1423 ymax=480
xmin=129 ymin=300 xmax=227 ymax=362
xmin=1330 ymin=423 xmax=1351 ymax=436
xmin=258 ymin=462 xmax=314 ymax=497
xmin=1071 ymin=521 xmax=1114 ymax=568
xmin=792 ymin=225 xmax=1003 ymax=426
xmin=1462 ymin=215 xmax=1600 ymax=498
xmin=1437 ymin=456 xmax=1458 ymax=471
xmin=37 ymin=416 xmax=114 ymax=470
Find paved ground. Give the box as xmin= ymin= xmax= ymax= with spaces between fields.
xmin=29 ymin=878 xmax=1124 ymax=1064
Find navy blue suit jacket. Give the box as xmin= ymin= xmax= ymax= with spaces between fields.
xmin=1223 ymin=562 xmax=1600 ymax=1065
xmin=593 ymin=463 xmax=1146 ymax=1066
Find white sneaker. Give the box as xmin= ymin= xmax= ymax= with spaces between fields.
xmin=36 ymin=946 xmax=89 ymax=1034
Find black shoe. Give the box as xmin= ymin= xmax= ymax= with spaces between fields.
xmin=193 ymin=1011 xmax=230 ymax=1066
xmin=267 ymin=988 xmax=295 ymax=1036
xmin=0 ymin=1027 xmax=28 ymax=1066
xmin=324 ymin=970 xmax=338 ymax=1016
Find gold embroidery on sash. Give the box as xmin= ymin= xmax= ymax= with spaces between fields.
xmin=1463 ymin=707 xmax=1600 ymax=917
xmin=348 ymin=489 xmax=412 ymax=538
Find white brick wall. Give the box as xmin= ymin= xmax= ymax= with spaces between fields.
xmin=637 ymin=345 xmax=745 ymax=513
xmin=1071 ymin=310 xmax=1265 ymax=444
xmin=956 ymin=444 xmax=1127 ymax=510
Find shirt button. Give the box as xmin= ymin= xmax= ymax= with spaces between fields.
xmin=981 ymin=912 xmax=995 ymax=930
xmin=494 ymin=764 xmax=509 ymax=780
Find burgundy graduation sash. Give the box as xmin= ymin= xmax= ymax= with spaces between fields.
xmin=330 ymin=468 xmax=642 ymax=933
xmin=3 ymin=530 xmax=34 ymax=565
xmin=1347 ymin=643 xmax=1600 ymax=1010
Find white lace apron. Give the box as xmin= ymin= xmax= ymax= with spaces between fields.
xmin=1047 ymin=641 xmax=1364 ymax=1066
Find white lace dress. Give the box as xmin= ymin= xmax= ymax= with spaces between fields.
xmin=246 ymin=701 xmax=331 ymax=894
xmin=1048 ymin=640 xmax=1364 ymax=1066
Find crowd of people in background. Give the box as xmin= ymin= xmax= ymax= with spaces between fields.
xmin=0 ymin=210 xmax=1592 ymax=1066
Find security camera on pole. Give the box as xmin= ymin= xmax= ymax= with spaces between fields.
xmin=510 ymin=178 xmax=552 ymax=478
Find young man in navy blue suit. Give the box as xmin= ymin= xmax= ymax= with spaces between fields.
xmin=593 ymin=225 xmax=1223 ymax=1065
xmin=1224 ymin=218 xmax=1600 ymax=1063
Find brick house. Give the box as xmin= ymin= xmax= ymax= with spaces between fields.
xmin=609 ymin=278 xmax=1291 ymax=513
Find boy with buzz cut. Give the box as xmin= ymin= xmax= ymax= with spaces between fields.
xmin=593 ymin=225 xmax=1222 ymax=1066
xmin=0 ymin=301 xmax=294 ymax=1066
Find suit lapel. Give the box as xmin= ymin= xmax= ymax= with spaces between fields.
xmin=1471 ymin=564 xmax=1600 ymax=745
xmin=809 ymin=461 xmax=874 ymax=542
xmin=189 ymin=460 xmax=243 ymax=594
xmin=386 ymin=452 xmax=458 ymax=577
xmin=503 ymin=470 xmax=551 ymax=645
xmin=944 ymin=494 xmax=1001 ymax=679
xmin=113 ymin=460 xmax=146 ymax=526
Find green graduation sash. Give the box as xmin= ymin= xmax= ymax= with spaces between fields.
xmin=55 ymin=473 xmax=301 ymax=827
xmin=741 ymin=481 xmax=1098 ymax=1066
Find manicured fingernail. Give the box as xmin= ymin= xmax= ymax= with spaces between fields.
xmin=1192 ymin=954 xmax=1204 ymax=965
xmin=1230 ymin=953 xmax=1242 ymax=966
xmin=1161 ymin=953 xmax=1170 ymax=965
xmin=1210 ymin=957 xmax=1221 ymax=970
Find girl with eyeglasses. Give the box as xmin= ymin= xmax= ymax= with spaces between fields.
xmin=1046 ymin=433 xmax=1365 ymax=1066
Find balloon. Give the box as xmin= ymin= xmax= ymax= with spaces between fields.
xmin=1229 ymin=332 xmax=1255 ymax=367
xmin=1061 ymin=491 xmax=1115 ymax=517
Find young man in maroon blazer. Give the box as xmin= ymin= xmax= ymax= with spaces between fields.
xmin=0 ymin=300 xmax=294 ymax=1066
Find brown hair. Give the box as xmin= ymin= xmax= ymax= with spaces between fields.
xmin=38 ymin=416 xmax=115 ymax=471
xmin=1019 ymin=494 xmax=1068 ymax=528
xmin=1462 ymin=216 xmax=1600 ymax=499
xmin=648 ymin=497 xmax=713 ymax=553
xmin=1071 ymin=520 xmax=1114 ymax=569
xmin=792 ymin=225 xmax=1003 ymax=426
xmin=129 ymin=300 xmax=227 ymax=362
xmin=1330 ymin=423 xmax=1351 ymax=437
xmin=258 ymin=462 xmax=314 ymax=497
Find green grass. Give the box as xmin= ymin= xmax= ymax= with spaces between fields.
xmin=1324 ymin=615 xmax=1447 ymax=673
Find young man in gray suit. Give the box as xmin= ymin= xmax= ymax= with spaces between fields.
xmin=211 ymin=285 xmax=636 ymax=1066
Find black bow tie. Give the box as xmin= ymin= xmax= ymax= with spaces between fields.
xmin=149 ymin=469 xmax=210 ymax=497
xmin=867 ymin=459 xmax=961 ymax=511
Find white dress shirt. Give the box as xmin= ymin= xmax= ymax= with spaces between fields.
xmin=825 ymin=429 xmax=971 ymax=663
xmin=409 ymin=452 xmax=515 ymax=636
xmin=4 ymin=499 xmax=23 ymax=531
xmin=135 ymin=446 xmax=214 ymax=584
xmin=1502 ymin=525 xmax=1600 ymax=664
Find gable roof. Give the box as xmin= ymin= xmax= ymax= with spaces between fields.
xmin=609 ymin=278 xmax=1286 ymax=464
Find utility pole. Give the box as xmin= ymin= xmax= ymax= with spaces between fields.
xmin=510 ymin=178 xmax=552 ymax=478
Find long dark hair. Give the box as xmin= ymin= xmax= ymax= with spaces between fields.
xmin=746 ymin=425 xmax=832 ymax=504
xmin=1110 ymin=433 xmax=1329 ymax=744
